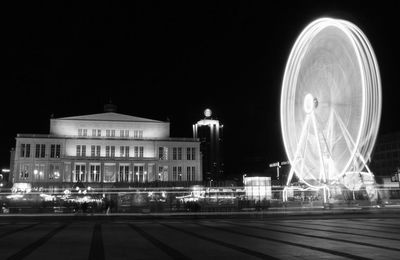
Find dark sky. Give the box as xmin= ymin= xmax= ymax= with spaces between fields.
xmin=2 ymin=1 xmax=400 ymax=177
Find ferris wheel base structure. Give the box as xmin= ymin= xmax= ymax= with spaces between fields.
xmin=280 ymin=18 xmax=382 ymax=203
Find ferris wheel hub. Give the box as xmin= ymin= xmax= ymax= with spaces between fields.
xmin=303 ymin=93 xmax=318 ymax=113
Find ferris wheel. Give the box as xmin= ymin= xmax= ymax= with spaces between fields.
xmin=280 ymin=18 xmax=382 ymax=197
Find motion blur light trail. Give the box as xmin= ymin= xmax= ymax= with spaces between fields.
xmin=280 ymin=18 xmax=382 ymax=192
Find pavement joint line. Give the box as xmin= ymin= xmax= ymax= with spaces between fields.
xmin=128 ymin=223 xmax=190 ymax=260
xmin=346 ymin=219 xmax=400 ymax=229
xmin=210 ymin=221 xmax=400 ymax=253
xmin=225 ymin=220 xmax=400 ymax=242
xmin=6 ymin=223 xmax=69 ymax=260
xmin=0 ymin=223 xmax=40 ymax=239
xmin=88 ymin=223 xmax=104 ymax=260
xmin=158 ymin=221 xmax=279 ymax=260
xmin=194 ymin=222 xmax=373 ymax=260
xmin=286 ymin=220 xmax=400 ymax=234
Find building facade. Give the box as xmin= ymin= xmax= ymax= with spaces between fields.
xmin=193 ymin=109 xmax=223 ymax=182
xmin=12 ymin=112 xmax=202 ymax=190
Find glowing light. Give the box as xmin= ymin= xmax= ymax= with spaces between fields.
xmin=204 ymin=108 xmax=212 ymax=118
xmin=34 ymin=170 xmax=38 ymax=175
xmin=280 ymin=18 xmax=381 ymax=192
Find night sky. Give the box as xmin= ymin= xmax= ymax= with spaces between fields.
xmin=2 ymin=1 xmax=400 ymax=177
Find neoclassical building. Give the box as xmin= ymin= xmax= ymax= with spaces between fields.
xmin=12 ymin=110 xmax=202 ymax=190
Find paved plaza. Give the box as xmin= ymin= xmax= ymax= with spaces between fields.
xmin=1 ymin=214 xmax=400 ymax=259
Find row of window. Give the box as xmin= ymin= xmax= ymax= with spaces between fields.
xmin=78 ymin=129 xmax=144 ymax=138
xmin=158 ymin=147 xmax=197 ymax=161
xmin=76 ymin=145 xmax=144 ymax=157
xmin=20 ymin=144 xmax=61 ymax=159
xmin=19 ymin=163 xmax=196 ymax=182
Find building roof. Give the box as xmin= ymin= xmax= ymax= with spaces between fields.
xmin=54 ymin=112 xmax=166 ymax=123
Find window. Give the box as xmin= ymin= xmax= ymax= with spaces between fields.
xmin=92 ymin=129 xmax=97 ymax=137
xmin=173 ymin=148 xmax=177 ymax=160
xmin=139 ymin=130 xmax=143 ymax=138
xmin=74 ymin=164 xmax=86 ymax=182
xmin=139 ymin=146 xmax=144 ymax=157
xmin=104 ymin=164 xmax=116 ymax=182
xmin=91 ymin=145 xmax=96 ymax=157
xmin=187 ymin=167 xmax=191 ymax=181
xmin=119 ymin=165 xmax=130 ymax=182
xmin=111 ymin=130 xmax=115 ymax=137
xmin=40 ymin=144 xmax=46 ymax=158
xmin=20 ymin=144 xmax=31 ymax=158
xmin=56 ymin=145 xmax=61 ymax=158
xmin=134 ymin=165 xmax=145 ymax=182
xmin=26 ymin=144 xmax=31 ymax=158
xmin=20 ymin=164 xmax=30 ymax=180
xmin=35 ymin=144 xmax=40 ymax=158
xmin=90 ymin=164 xmax=100 ymax=182
xmin=120 ymin=146 xmax=125 ymax=157
xmin=76 ymin=145 xmax=81 ymax=157
xmin=20 ymin=144 xmax=25 ymax=157
xmin=158 ymin=166 xmax=163 ymax=181
xmin=134 ymin=146 xmax=139 ymax=157
xmin=187 ymin=148 xmax=191 ymax=160
xmin=191 ymin=148 xmax=196 ymax=160
xmin=78 ymin=129 xmax=83 ymax=136
xmin=125 ymin=146 xmax=130 ymax=157
xmin=173 ymin=167 xmax=177 ymax=181
xmin=177 ymin=148 xmax=182 ymax=160
xmin=158 ymin=147 xmax=168 ymax=160
xmin=125 ymin=130 xmax=129 ymax=137
xmin=106 ymin=146 xmax=110 ymax=157
xmin=96 ymin=146 xmax=101 ymax=157
xmin=192 ymin=167 xmax=196 ymax=181
xmin=81 ymin=145 xmax=86 ymax=157
xmin=83 ymin=129 xmax=87 ymax=136
xmin=178 ymin=166 xmax=182 ymax=181
xmin=50 ymin=144 xmax=56 ymax=158
xmin=106 ymin=130 xmax=110 ymax=137
xmin=120 ymin=130 xmax=124 ymax=137
xmin=111 ymin=146 xmax=115 ymax=157
xmin=34 ymin=164 xmax=45 ymax=181
xmin=134 ymin=130 xmax=143 ymax=139
xmin=97 ymin=129 xmax=101 ymax=137
xmin=49 ymin=164 xmax=60 ymax=180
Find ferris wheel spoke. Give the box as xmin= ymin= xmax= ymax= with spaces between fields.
xmin=311 ymin=112 xmax=327 ymax=183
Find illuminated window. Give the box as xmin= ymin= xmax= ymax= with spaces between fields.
xmin=159 ymin=147 xmax=168 ymax=160
xmin=20 ymin=164 xmax=30 ymax=180
xmin=74 ymin=164 xmax=86 ymax=182
xmin=104 ymin=164 xmax=116 ymax=182
xmin=56 ymin=144 xmax=61 ymax=158
xmin=90 ymin=164 xmax=100 ymax=182
xmin=49 ymin=164 xmax=60 ymax=180
xmin=178 ymin=166 xmax=182 ymax=181
xmin=133 ymin=165 xmax=145 ymax=182
xmin=34 ymin=164 xmax=45 ymax=181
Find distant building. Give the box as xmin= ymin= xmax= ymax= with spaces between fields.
xmin=370 ymin=132 xmax=400 ymax=177
xmin=11 ymin=106 xmax=202 ymax=191
xmin=193 ymin=109 xmax=223 ymax=182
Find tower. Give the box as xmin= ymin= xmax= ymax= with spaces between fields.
xmin=193 ymin=109 xmax=224 ymax=182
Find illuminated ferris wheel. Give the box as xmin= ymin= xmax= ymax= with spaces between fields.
xmin=280 ymin=18 xmax=382 ymax=195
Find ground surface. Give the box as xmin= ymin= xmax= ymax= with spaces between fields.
xmin=1 ymin=214 xmax=400 ymax=259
